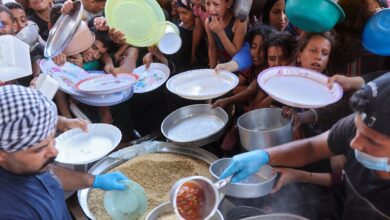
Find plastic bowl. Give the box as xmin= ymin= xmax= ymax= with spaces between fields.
xmin=104 ymin=180 xmax=148 ymax=220
xmin=362 ymin=8 xmax=390 ymax=56
xmin=286 ymin=0 xmax=345 ymax=32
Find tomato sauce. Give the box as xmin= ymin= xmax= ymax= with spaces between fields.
xmin=176 ymin=180 xmax=206 ymax=220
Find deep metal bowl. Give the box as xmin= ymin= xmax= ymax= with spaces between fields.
xmin=161 ymin=104 xmax=229 ymax=147
xmin=44 ymin=0 xmax=83 ymax=58
xmin=77 ymin=141 xmax=218 ymax=220
xmin=209 ymin=158 xmax=277 ymax=198
xmin=15 ymin=23 xmax=39 ymax=49
xmin=238 ymin=108 xmax=293 ymax=151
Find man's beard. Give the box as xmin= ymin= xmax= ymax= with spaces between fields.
xmin=40 ymin=157 xmax=57 ymax=170
xmin=20 ymin=157 xmax=57 ymax=175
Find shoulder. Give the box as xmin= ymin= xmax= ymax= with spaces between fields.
xmin=327 ymin=114 xmax=356 ymax=155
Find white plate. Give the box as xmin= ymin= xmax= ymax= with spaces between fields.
xmin=132 ymin=63 xmax=170 ymax=93
xmin=55 ymin=124 xmax=122 ymax=165
xmin=257 ymin=66 xmax=343 ymax=108
xmin=76 ymin=74 xmax=137 ymax=95
xmin=39 ymin=59 xmax=91 ymax=97
xmin=166 ymin=69 xmax=239 ymax=100
xmin=73 ymin=88 xmax=134 ymax=107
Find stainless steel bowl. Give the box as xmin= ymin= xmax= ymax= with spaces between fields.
xmin=146 ymin=202 xmax=224 ymax=220
xmin=209 ymin=158 xmax=277 ymax=198
xmin=78 ymin=141 xmax=219 ymax=220
xmin=44 ymin=0 xmax=83 ymax=58
xmin=161 ymin=104 xmax=229 ymax=147
xmin=238 ymin=108 xmax=293 ymax=151
xmin=15 ymin=23 xmax=39 ymax=49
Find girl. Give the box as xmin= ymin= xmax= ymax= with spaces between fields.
xmin=261 ymin=0 xmax=288 ymax=32
xmin=205 ymin=0 xmax=247 ymax=67
xmin=212 ymin=25 xmax=274 ymax=155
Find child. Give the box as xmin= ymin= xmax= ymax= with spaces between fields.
xmin=81 ymin=0 xmax=105 ymax=22
xmin=27 ymin=0 xmax=51 ymax=40
xmin=205 ymin=0 xmax=247 ymax=67
xmin=212 ymin=25 xmax=274 ymax=155
xmin=4 ymin=1 xmax=27 ymax=33
xmin=191 ymin=0 xmax=208 ymax=64
xmin=261 ymin=0 xmax=288 ymax=32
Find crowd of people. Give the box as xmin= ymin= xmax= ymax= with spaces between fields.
xmin=1 ymin=0 xmax=390 ymax=219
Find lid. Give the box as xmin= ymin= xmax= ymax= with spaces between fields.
xmin=55 ymin=123 xmax=122 ymax=165
xmin=105 ymin=0 xmax=166 ymax=47
xmin=132 ymin=63 xmax=170 ymax=93
xmin=166 ymin=69 xmax=239 ymax=100
xmin=104 ymin=180 xmax=148 ymax=220
xmin=73 ymin=88 xmax=134 ymax=107
xmin=257 ymin=66 xmax=343 ymax=108
xmin=75 ymin=74 xmax=137 ymax=95
xmin=44 ymin=0 xmax=83 ymax=58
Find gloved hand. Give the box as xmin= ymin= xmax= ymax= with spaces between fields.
xmin=220 ymin=150 xmax=269 ymax=183
xmin=93 ymin=171 xmax=129 ymax=191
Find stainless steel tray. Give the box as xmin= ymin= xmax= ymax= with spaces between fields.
xmin=77 ymin=141 xmax=218 ymax=219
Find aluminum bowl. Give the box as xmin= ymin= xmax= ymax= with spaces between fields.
xmin=146 ymin=202 xmax=224 ymax=220
xmin=209 ymin=158 xmax=277 ymax=198
xmin=161 ymin=104 xmax=229 ymax=147
xmin=238 ymin=108 xmax=292 ymax=151
xmin=242 ymin=213 xmax=309 ymax=220
xmin=15 ymin=23 xmax=39 ymax=49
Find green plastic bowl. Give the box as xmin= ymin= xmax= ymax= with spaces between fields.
xmin=104 ymin=180 xmax=148 ymax=220
xmin=286 ymin=0 xmax=345 ymax=32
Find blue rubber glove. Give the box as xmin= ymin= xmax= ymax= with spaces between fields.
xmin=220 ymin=150 xmax=269 ymax=183
xmin=93 ymin=171 xmax=129 ymax=191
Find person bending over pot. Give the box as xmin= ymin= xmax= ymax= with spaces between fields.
xmin=0 ymin=85 xmax=129 ymax=219
xmin=220 ymin=73 xmax=390 ymax=219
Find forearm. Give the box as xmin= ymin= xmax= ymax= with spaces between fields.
xmin=101 ymin=53 xmax=114 ymax=66
xmin=208 ymin=48 xmax=218 ymax=68
xmin=266 ymin=132 xmax=333 ymax=167
xmin=217 ymin=31 xmax=239 ymax=57
xmin=50 ymin=164 xmax=94 ymax=191
xmin=295 ymin=170 xmax=332 ymax=187
xmin=192 ymin=19 xmax=203 ymax=57
xmin=228 ymin=81 xmax=257 ymax=104
xmin=232 ymin=42 xmax=252 ymax=71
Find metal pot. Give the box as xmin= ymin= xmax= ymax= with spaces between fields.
xmin=238 ymin=108 xmax=292 ymax=151
xmin=209 ymin=158 xmax=277 ymax=198
xmin=146 ymin=202 xmax=224 ymax=220
xmin=242 ymin=213 xmax=309 ymax=220
xmin=161 ymin=104 xmax=229 ymax=147
xmin=77 ymin=141 xmax=219 ymax=220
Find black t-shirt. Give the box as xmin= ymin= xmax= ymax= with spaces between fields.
xmin=28 ymin=13 xmax=49 ymax=41
xmin=328 ymin=114 xmax=390 ymax=220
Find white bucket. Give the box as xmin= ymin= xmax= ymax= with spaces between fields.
xmin=158 ymin=21 xmax=182 ymax=55
xmin=0 ymin=35 xmax=32 ymax=82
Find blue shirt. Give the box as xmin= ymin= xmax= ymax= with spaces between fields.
xmin=0 ymin=167 xmax=72 ymax=220
xmin=232 ymin=42 xmax=253 ymax=71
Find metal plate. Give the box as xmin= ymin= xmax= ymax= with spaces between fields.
xmin=44 ymin=1 xmax=83 ymax=58
xmin=77 ymin=141 xmax=218 ymax=220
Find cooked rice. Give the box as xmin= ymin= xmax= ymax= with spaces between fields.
xmin=88 ymin=153 xmax=211 ymax=220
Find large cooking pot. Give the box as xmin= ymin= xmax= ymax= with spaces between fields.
xmin=77 ymin=141 xmax=218 ymax=219
xmin=238 ymin=108 xmax=292 ymax=151
xmin=242 ymin=213 xmax=309 ymax=220
xmin=146 ymin=202 xmax=224 ymax=220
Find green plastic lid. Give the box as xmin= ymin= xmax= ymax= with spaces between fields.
xmin=104 ymin=180 xmax=148 ymax=220
xmin=105 ymin=0 xmax=166 ymax=47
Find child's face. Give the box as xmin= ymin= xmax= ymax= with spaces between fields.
xmin=81 ymin=39 xmax=107 ymax=62
xmin=297 ymin=35 xmax=331 ymax=73
xmin=250 ymin=35 xmax=264 ymax=66
xmin=268 ymin=0 xmax=288 ymax=31
xmin=28 ymin=0 xmax=51 ymax=12
xmin=177 ymin=7 xmax=195 ymax=27
xmin=81 ymin=0 xmax=106 ymax=14
xmin=171 ymin=0 xmax=178 ymax=17
xmin=10 ymin=8 xmax=27 ymax=33
xmin=192 ymin=0 xmax=204 ymax=7
xmin=0 ymin=12 xmax=15 ymax=36
xmin=267 ymin=46 xmax=288 ymax=67
xmin=205 ymin=0 xmax=233 ymax=18
xmin=366 ymin=0 xmax=381 ymax=14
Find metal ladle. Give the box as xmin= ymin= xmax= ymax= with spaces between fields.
xmin=170 ymin=175 xmax=232 ymax=220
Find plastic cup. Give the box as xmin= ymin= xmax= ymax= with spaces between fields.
xmin=158 ymin=21 xmax=182 ymax=55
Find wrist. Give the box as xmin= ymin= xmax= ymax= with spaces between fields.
xmin=259 ymin=150 xmax=270 ymax=164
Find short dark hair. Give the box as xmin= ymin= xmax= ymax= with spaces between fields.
xmin=0 ymin=5 xmax=15 ymax=23
xmin=245 ymin=23 xmax=276 ymax=45
xmin=264 ymin=32 xmax=297 ymax=63
xmin=4 ymin=2 xmax=25 ymax=11
xmin=90 ymin=27 xmax=113 ymax=49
